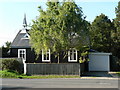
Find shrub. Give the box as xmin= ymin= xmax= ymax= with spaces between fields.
xmin=2 ymin=58 xmax=21 ymax=72
xmin=0 ymin=70 xmax=19 ymax=78
xmin=79 ymin=51 xmax=89 ymax=63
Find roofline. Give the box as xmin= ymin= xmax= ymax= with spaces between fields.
xmin=89 ymin=52 xmax=112 ymax=55
xmin=10 ymin=30 xmax=22 ymax=47
xmin=10 ymin=46 xmax=31 ymax=48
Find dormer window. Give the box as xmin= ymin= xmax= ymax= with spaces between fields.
xmin=25 ymin=35 xmax=28 ymax=38
xmin=21 ymin=33 xmax=30 ymax=40
xmin=24 ymin=33 xmax=30 ymax=38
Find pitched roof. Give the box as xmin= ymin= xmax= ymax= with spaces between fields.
xmin=10 ymin=29 xmax=31 ymax=48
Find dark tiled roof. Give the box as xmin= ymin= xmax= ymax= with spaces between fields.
xmin=10 ymin=29 xmax=31 ymax=48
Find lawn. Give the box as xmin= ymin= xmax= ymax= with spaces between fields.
xmin=0 ymin=70 xmax=80 ymax=79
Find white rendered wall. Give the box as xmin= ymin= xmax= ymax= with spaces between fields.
xmin=88 ymin=53 xmax=111 ymax=71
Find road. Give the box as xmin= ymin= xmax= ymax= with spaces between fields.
xmin=1 ymin=78 xmax=119 ymax=89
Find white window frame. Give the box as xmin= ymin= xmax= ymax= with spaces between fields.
xmin=42 ymin=49 xmax=51 ymax=62
xmin=68 ymin=49 xmax=77 ymax=62
xmin=18 ymin=49 xmax=26 ymax=61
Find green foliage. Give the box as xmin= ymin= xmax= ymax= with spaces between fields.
xmin=78 ymin=46 xmax=89 ymax=63
xmin=21 ymin=75 xmax=80 ymax=79
xmin=4 ymin=41 xmax=11 ymax=49
xmin=79 ymin=57 xmax=86 ymax=63
xmin=0 ymin=70 xmax=80 ymax=78
xmin=89 ymin=2 xmax=120 ymax=60
xmin=116 ymin=72 xmax=120 ymax=77
xmin=2 ymin=41 xmax=11 ymax=57
xmin=113 ymin=1 xmax=120 ymax=58
xmin=30 ymin=1 xmax=89 ymax=61
xmin=2 ymin=58 xmax=21 ymax=72
xmin=0 ymin=70 xmax=22 ymax=78
xmin=90 ymin=13 xmax=114 ymax=52
xmin=114 ymin=1 xmax=120 ymax=30
xmin=79 ymin=50 xmax=89 ymax=63
xmin=81 ymin=51 xmax=88 ymax=56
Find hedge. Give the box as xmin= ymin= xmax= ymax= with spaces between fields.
xmin=1 ymin=58 xmax=21 ymax=73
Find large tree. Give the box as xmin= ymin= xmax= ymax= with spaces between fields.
xmin=113 ymin=1 xmax=120 ymax=58
xmin=90 ymin=13 xmax=114 ymax=52
xmin=30 ymin=1 xmax=89 ymax=62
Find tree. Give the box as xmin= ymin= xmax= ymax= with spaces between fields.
xmin=30 ymin=1 xmax=89 ymax=63
xmin=113 ymin=1 xmax=120 ymax=58
xmin=5 ymin=41 xmax=11 ymax=49
xmin=2 ymin=41 xmax=11 ymax=57
xmin=114 ymin=1 xmax=120 ymax=40
xmin=90 ymin=13 xmax=114 ymax=52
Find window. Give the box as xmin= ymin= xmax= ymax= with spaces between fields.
xmin=18 ymin=49 xmax=26 ymax=60
xmin=22 ymin=33 xmax=30 ymax=39
xmin=42 ymin=49 xmax=51 ymax=62
xmin=68 ymin=49 xmax=77 ymax=62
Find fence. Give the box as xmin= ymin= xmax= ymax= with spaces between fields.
xmin=26 ymin=63 xmax=80 ymax=75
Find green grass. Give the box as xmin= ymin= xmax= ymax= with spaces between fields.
xmin=116 ymin=72 xmax=120 ymax=77
xmin=0 ymin=70 xmax=80 ymax=79
xmin=21 ymin=75 xmax=80 ymax=79
xmin=0 ymin=70 xmax=26 ymax=78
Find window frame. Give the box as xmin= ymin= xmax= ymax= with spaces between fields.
xmin=68 ymin=49 xmax=77 ymax=62
xmin=18 ymin=49 xmax=26 ymax=61
xmin=42 ymin=49 xmax=51 ymax=62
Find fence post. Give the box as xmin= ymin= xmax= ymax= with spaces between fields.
xmin=79 ymin=63 xmax=81 ymax=76
xmin=23 ymin=60 xmax=27 ymax=74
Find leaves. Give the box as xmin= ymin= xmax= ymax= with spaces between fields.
xmin=90 ymin=1 xmax=120 ymax=59
xmin=90 ymin=13 xmax=113 ymax=52
xmin=29 ymin=1 xmax=120 ymax=61
xmin=30 ymin=1 xmax=89 ymax=58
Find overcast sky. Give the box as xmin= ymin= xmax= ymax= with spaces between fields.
xmin=0 ymin=0 xmax=119 ymax=47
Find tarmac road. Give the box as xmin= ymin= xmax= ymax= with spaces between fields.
xmin=1 ymin=78 xmax=119 ymax=89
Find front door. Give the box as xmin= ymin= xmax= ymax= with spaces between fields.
xmin=18 ymin=49 xmax=27 ymax=74
xmin=18 ymin=49 xmax=26 ymax=61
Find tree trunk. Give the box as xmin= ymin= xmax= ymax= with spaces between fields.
xmin=58 ymin=53 xmax=59 ymax=64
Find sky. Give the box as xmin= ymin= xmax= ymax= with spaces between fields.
xmin=0 ymin=0 xmax=119 ymax=47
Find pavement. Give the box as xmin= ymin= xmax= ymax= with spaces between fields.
xmin=1 ymin=78 xmax=119 ymax=88
xmin=80 ymin=71 xmax=119 ymax=79
xmin=1 ymin=72 xmax=119 ymax=89
xmin=109 ymin=72 xmax=119 ymax=78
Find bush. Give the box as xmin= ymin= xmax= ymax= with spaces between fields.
xmin=2 ymin=58 xmax=21 ymax=72
xmin=0 ymin=70 xmax=19 ymax=78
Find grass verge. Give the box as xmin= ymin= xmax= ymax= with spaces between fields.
xmin=0 ymin=70 xmax=80 ymax=79
xmin=0 ymin=70 xmax=26 ymax=78
xmin=116 ymin=72 xmax=120 ymax=77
